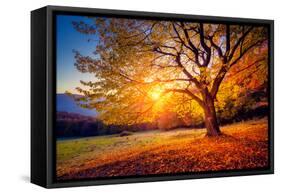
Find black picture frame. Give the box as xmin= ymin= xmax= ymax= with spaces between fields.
xmin=31 ymin=5 xmax=274 ymax=188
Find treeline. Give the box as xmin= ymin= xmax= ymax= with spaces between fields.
xmin=216 ymin=88 xmax=269 ymax=125
xmin=56 ymin=112 xmax=157 ymax=138
xmin=57 ymin=91 xmax=268 ymax=139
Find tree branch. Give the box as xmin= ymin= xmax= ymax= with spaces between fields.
xmin=225 ymin=25 xmax=230 ymax=56
xmin=228 ymin=57 xmax=265 ymax=77
xmin=172 ymin=23 xmax=193 ymax=51
xmin=164 ymin=88 xmax=204 ymax=107
xmin=210 ymin=66 xmax=227 ymax=98
xmin=199 ymin=23 xmax=211 ymax=66
xmin=175 ymin=54 xmax=202 ymax=89
xmin=227 ymin=26 xmax=254 ymax=62
xmin=154 ymin=47 xmax=177 ymax=57
xmin=209 ymin=36 xmax=224 ymax=60
xmin=229 ymin=39 xmax=266 ymax=67
xmin=180 ymin=22 xmax=200 ymax=66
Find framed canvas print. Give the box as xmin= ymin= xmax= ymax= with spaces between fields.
xmin=31 ymin=5 xmax=274 ymax=188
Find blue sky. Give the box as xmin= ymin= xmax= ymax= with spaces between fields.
xmin=56 ymin=15 xmax=99 ymax=94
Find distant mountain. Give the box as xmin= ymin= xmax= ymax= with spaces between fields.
xmin=57 ymin=111 xmax=97 ymax=121
xmin=56 ymin=94 xmax=97 ymax=116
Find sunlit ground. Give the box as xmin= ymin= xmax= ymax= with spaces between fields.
xmin=57 ymin=118 xmax=268 ymax=180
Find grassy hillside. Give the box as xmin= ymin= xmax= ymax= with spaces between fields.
xmin=56 ymin=118 xmax=269 ymax=180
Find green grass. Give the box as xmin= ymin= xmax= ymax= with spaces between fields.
xmin=57 ymin=128 xmax=205 ymax=162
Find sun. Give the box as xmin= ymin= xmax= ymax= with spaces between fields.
xmin=151 ymin=91 xmax=161 ymax=100
xmin=149 ymin=88 xmax=162 ymax=101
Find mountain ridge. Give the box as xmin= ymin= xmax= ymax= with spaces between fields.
xmin=56 ymin=93 xmax=97 ymax=116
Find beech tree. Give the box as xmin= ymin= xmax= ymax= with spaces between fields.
xmin=71 ymin=18 xmax=268 ymax=136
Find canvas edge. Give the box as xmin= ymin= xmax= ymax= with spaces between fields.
xmin=30 ymin=5 xmax=274 ymax=188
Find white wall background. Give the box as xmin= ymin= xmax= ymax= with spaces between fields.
xmin=0 ymin=0 xmax=279 ymax=193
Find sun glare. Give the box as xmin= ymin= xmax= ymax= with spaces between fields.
xmin=149 ymin=89 xmax=162 ymax=101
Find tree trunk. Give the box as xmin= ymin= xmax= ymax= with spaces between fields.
xmin=202 ymin=92 xmax=221 ymax=137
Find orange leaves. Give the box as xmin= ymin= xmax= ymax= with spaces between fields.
xmin=57 ymin=118 xmax=268 ymax=180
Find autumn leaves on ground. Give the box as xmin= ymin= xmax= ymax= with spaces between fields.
xmin=57 ymin=118 xmax=268 ymax=180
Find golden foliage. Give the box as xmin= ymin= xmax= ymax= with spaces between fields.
xmin=70 ymin=18 xmax=268 ymax=127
